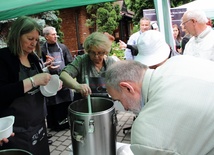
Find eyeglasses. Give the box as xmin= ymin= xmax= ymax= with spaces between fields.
xmin=181 ymin=19 xmax=192 ymax=26
xmin=89 ymin=51 xmax=105 ymax=57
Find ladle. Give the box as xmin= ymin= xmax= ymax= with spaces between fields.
xmin=85 ymin=75 xmax=92 ymax=113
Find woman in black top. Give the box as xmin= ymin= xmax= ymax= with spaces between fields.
xmin=0 ymin=16 xmax=51 ymax=155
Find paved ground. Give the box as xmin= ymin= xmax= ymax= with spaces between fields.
xmin=48 ymin=111 xmax=135 ymax=155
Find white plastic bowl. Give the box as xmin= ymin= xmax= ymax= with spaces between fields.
xmin=40 ymin=74 xmax=60 ymax=97
xmin=40 ymin=86 xmax=53 ymax=97
xmin=0 ymin=116 xmax=14 ymax=140
xmin=117 ymin=144 xmax=133 ymax=155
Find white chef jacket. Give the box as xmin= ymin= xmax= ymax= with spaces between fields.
xmin=131 ymin=55 xmax=214 ymax=155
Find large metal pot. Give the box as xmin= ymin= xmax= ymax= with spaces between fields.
xmin=0 ymin=149 xmax=32 ymax=155
xmin=68 ymin=97 xmax=117 ymax=155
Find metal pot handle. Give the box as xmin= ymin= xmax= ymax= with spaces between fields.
xmin=112 ymin=112 xmax=118 ymax=126
xmin=72 ymin=120 xmax=85 ymax=143
xmin=88 ymin=119 xmax=94 ymax=133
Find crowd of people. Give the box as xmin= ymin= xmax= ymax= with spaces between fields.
xmin=106 ymin=9 xmax=214 ymax=155
xmin=1 ymin=8 xmax=214 ymax=155
xmin=0 ymin=15 xmax=117 ymax=154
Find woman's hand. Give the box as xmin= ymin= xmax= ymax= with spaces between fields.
xmin=76 ymin=84 xmax=92 ymax=97
xmin=24 ymin=73 xmax=52 ymax=93
xmin=32 ymin=73 xmax=52 ymax=87
xmin=0 ymin=133 xmax=15 ymax=146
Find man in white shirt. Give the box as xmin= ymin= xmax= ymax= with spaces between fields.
xmin=105 ymin=56 xmax=214 ymax=155
xmin=182 ymin=9 xmax=214 ymax=61
xmin=125 ymin=17 xmax=151 ymax=60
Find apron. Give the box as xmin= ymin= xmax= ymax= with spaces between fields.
xmin=73 ymin=77 xmax=109 ymax=101
xmin=87 ymin=61 xmax=109 ymax=97
xmin=46 ymin=42 xmax=65 ymax=74
xmin=45 ymin=42 xmax=73 ymax=106
xmin=0 ymin=62 xmax=50 ymax=155
xmin=89 ymin=77 xmax=109 ymax=97
xmin=73 ymin=61 xmax=109 ymax=101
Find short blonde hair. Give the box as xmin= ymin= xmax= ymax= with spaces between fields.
xmin=83 ymin=32 xmax=112 ymax=54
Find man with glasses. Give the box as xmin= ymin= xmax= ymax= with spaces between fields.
xmin=181 ymin=9 xmax=214 ymax=61
xmin=60 ymin=32 xmax=117 ymax=101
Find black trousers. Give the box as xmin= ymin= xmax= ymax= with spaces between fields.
xmin=46 ymin=102 xmax=71 ymax=131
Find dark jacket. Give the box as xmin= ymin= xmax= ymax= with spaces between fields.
xmin=0 ymin=47 xmax=43 ymax=117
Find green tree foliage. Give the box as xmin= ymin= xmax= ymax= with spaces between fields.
xmin=110 ymin=42 xmax=125 ymax=60
xmin=86 ymin=2 xmax=122 ymax=34
xmin=124 ymin=0 xmax=194 ymax=25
